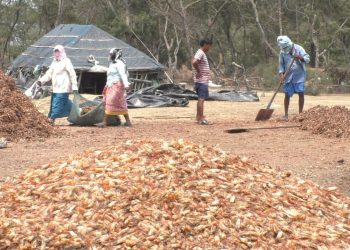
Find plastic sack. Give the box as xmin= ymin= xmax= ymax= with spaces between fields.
xmin=68 ymin=93 xmax=120 ymax=126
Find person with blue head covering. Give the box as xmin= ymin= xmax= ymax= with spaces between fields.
xmin=277 ymin=35 xmax=310 ymax=120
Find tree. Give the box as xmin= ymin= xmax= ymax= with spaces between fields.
xmin=2 ymin=0 xmax=350 ymax=77
xmin=0 ymin=0 xmax=25 ymax=68
xmin=55 ymin=0 xmax=64 ymax=27
xmin=248 ymin=0 xmax=278 ymax=57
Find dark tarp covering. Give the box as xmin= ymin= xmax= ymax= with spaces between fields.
xmin=10 ymin=24 xmax=164 ymax=72
xmin=126 ymin=84 xmax=259 ymax=108
xmin=134 ymin=84 xmax=198 ymax=100
xmin=127 ymin=94 xmax=189 ymax=108
xmin=207 ymin=90 xmax=260 ymax=102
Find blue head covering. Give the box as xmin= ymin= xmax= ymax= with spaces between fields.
xmin=277 ymin=36 xmax=293 ymax=54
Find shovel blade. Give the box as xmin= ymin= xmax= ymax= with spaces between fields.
xmin=224 ymin=128 xmax=248 ymax=133
xmin=255 ymin=108 xmax=274 ymax=121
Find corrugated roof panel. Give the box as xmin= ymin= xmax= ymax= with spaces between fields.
xmin=46 ymin=24 xmax=92 ymax=37
xmin=10 ymin=24 xmax=164 ymax=71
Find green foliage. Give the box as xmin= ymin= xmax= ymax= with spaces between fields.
xmin=1 ymin=0 xmax=350 ymax=83
xmin=253 ymin=59 xmax=279 ymax=90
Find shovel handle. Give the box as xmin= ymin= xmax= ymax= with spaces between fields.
xmin=247 ymin=124 xmax=300 ymax=131
xmin=266 ymin=57 xmax=295 ymax=109
xmin=225 ymin=125 xmax=300 ymax=133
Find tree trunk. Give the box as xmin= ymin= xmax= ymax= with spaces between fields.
xmin=104 ymin=0 xmax=118 ymax=17
xmin=295 ymin=2 xmax=299 ymax=41
xmin=318 ymin=17 xmax=348 ymax=67
xmin=243 ymin=17 xmax=247 ymax=66
xmin=55 ymin=0 xmax=64 ymax=27
xmin=179 ymin=0 xmax=194 ymax=57
xmin=172 ymin=26 xmax=181 ymax=79
xmin=165 ymin=0 xmax=201 ymax=57
xmin=213 ymin=38 xmax=226 ymax=75
xmin=278 ymin=0 xmax=283 ymax=35
xmin=123 ymin=0 xmax=131 ymax=27
xmin=249 ymin=0 xmax=279 ymax=57
xmin=163 ymin=16 xmax=175 ymax=77
xmin=310 ymin=14 xmax=319 ymax=68
xmin=1 ymin=0 xmax=22 ymax=68
xmin=204 ymin=0 xmax=230 ymax=37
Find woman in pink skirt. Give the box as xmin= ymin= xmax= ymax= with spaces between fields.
xmin=98 ymin=48 xmax=132 ymax=127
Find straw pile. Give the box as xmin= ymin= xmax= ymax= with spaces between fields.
xmin=0 ymin=140 xmax=349 ymax=249
xmin=0 ymin=70 xmax=54 ymax=141
xmin=297 ymin=105 xmax=350 ymax=138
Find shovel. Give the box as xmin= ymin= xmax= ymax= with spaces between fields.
xmin=225 ymin=124 xmax=300 ymax=133
xmin=255 ymin=57 xmax=295 ymax=121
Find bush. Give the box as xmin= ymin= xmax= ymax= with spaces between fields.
xmin=253 ymin=61 xmax=333 ymax=94
xmin=253 ymin=59 xmax=279 ymax=90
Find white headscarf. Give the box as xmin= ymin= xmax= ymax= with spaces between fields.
xmin=277 ymin=36 xmax=293 ymax=54
xmin=53 ymin=45 xmax=67 ymax=61
xmin=109 ymin=48 xmax=126 ymax=64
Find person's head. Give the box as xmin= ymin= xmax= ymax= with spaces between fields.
xmin=53 ymin=45 xmax=66 ymax=61
xmin=109 ymin=48 xmax=123 ymax=63
xmin=277 ymin=36 xmax=293 ymax=54
xmin=199 ymin=38 xmax=213 ymax=52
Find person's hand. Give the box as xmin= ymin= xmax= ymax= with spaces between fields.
xmin=195 ymin=71 xmax=202 ymax=79
xmin=293 ymin=53 xmax=303 ymax=61
xmin=279 ymin=73 xmax=285 ymax=84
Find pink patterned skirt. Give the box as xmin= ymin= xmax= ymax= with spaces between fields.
xmin=103 ymin=81 xmax=128 ymax=115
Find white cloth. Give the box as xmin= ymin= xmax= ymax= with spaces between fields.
xmin=106 ymin=59 xmax=130 ymax=88
xmin=277 ymin=35 xmax=293 ymax=53
xmin=39 ymin=57 xmax=78 ymax=93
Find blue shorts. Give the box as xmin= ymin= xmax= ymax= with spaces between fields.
xmin=194 ymin=82 xmax=209 ymax=99
xmin=283 ymin=82 xmax=304 ymax=97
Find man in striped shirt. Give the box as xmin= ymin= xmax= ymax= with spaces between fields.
xmin=192 ymin=38 xmax=212 ymax=125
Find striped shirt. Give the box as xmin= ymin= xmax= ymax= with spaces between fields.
xmin=193 ymin=49 xmax=210 ymax=84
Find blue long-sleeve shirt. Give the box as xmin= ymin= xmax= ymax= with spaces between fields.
xmin=278 ymin=44 xmax=310 ymax=84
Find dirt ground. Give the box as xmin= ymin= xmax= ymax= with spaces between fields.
xmin=1 ymin=92 xmax=350 ymax=195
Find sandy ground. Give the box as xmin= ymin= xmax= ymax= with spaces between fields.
xmin=1 ymin=92 xmax=350 ymax=195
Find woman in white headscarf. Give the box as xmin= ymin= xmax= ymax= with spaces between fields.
xmin=38 ymin=45 xmax=78 ymax=124
xmin=97 ymin=48 xmax=132 ymax=127
xmin=277 ymin=35 xmax=310 ymax=120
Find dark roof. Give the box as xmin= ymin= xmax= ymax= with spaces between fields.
xmin=11 ymin=24 xmax=164 ymax=72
